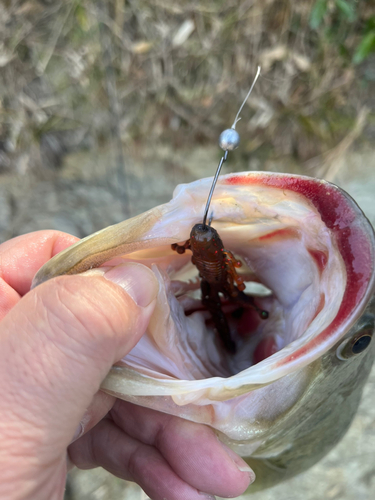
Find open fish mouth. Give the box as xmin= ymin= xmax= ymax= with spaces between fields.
xmin=98 ymin=172 xmax=375 ymax=404
xmin=33 ymin=172 xmax=375 ymax=409
xmin=32 ymin=171 xmax=375 ymax=486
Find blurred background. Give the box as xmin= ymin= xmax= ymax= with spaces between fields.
xmin=1 ymin=0 xmax=374 ymax=499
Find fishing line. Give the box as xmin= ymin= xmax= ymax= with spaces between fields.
xmin=202 ymin=66 xmax=261 ymax=228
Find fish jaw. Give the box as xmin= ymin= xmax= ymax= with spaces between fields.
xmin=99 ymin=173 xmax=374 ymax=401
xmin=33 ymin=172 xmax=375 ymax=425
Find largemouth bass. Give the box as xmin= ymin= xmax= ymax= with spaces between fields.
xmin=33 ymin=172 xmax=375 ymax=492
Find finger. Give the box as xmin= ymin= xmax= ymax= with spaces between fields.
xmin=0 ymin=263 xmax=158 ymax=464
xmin=69 ymin=419 xmax=216 ymax=500
xmin=0 ymin=278 xmax=21 ymax=320
xmin=71 ymin=390 xmax=115 ymax=443
xmin=0 ymin=230 xmax=78 ymax=296
xmin=0 ymin=230 xmax=78 ymax=320
xmin=111 ymin=401 xmax=253 ymax=497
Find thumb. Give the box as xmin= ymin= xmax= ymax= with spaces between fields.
xmin=0 ymin=262 xmax=158 ymax=457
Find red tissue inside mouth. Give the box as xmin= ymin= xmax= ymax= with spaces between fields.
xmin=235 ymin=308 xmax=277 ymax=364
xmin=253 ymin=337 xmax=278 ymax=365
xmin=236 ymin=308 xmax=261 ymax=337
xmin=224 ymin=173 xmax=374 ymax=365
xmin=259 ymin=227 xmax=301 ymax=242
xmin=307 ymin=249 xmax=328 ymax=275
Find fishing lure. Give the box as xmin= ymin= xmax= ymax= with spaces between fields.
xmin=172 ymin=67 xmax=268 ymax=353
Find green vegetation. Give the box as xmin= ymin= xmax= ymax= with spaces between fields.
xmin=310 ymin=0 xmax=375 ymax=63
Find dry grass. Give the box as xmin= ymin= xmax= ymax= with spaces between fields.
xmin=0 ymin=0 xmax=374 ymax=181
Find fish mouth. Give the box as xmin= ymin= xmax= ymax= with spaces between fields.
xmin=32 ymin=172 xmax=375 ymax=404
xmin=107 ymin=173 xmax=375 ymax=403
xmin=119 ymin=221 xmax=345 ymax=385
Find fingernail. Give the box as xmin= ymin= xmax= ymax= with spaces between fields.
xmin=70 ymin=409 xmax=90 ymax=443
xmin=219 ymin=441 xmax=256 ymax=482
xmin=104 ymin=263 xmax=159 ymax=308
xmin=71 ymin=422 xmax=84 ymax=442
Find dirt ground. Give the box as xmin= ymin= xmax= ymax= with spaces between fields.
xmin=1 ymin=1 xmax=375 ymax=499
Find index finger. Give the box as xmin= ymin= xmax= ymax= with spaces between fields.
xmin=0 ymin=231 xmax=79 ymax=315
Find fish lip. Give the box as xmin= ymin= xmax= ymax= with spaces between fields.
xmin=174 ymin=176 xmax=374 ymax=392
xmin=104 ymin=173 xmax=375 ymax=400
xmin=183 ymin=172 xmax=375 ymax=357
xmin=240 ymin=174 xmax=375 ymax=373
xmin=33 ymin=172 xmax=375 ymax=399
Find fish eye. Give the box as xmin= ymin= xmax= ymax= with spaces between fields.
xmin=336 ymin=316 xmax=374 ymax=361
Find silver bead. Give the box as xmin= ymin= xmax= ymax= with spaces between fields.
xmin=218 ymin=128 xmax=240 ymax=151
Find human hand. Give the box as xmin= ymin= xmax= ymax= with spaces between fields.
xmin=0 ymin=231 xmax=254 ymax=500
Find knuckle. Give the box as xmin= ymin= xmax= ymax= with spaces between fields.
xmin=36 ymin=276 xmax=137 ymax=359
xmin=127 ymin=445 xmax=143 ymax=479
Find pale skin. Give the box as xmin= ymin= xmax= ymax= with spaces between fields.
xmin=0 ymin=230 xmax=254 ymax=500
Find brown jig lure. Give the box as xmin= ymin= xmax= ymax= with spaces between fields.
xmin=171 ymin=67 xmax=268 ymax=353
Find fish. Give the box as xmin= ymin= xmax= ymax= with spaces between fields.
xmin=33 ymin=172 xmax=375 ymax=492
